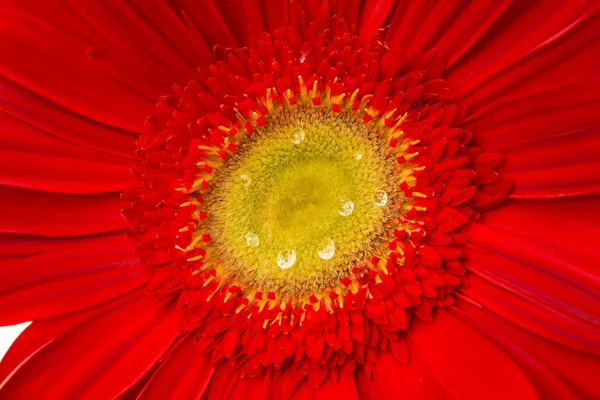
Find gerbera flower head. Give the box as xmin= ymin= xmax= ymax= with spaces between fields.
xmin=122 ymin=16 xmax=511 ymax=384
xmin=0 ymin=0 xmax=599 ymax=399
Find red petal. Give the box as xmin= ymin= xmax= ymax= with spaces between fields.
xmin=0 ymin=292 xmax=137 ymax=385
xmin=0 ymin=295 xmax=180 ymax=399
xmin=466 ymin=80 xmax=600 ymax=147
xmin=452 ymin=299 xmax=600 ymax=399
xmin=472 ymin=200 xmax=600 ymax=290
xmin=207 ymin=360 xmax=239 ymax=399
xmin=139 ymin=334 xmax=216 ymax=399
xmin=0 ymin=235 xmax=144 ymax=324
xmin=313 ymin=369 xmax=360 ymax=399
xmin=0 ymin=231 xmax=125 ymax=256
xmin=358 ymin=0 xmax=399 ymax=40
xmin=373 ymin=348 xmax=451 ymax=399
xmin=0 ymin=75 xmax=136 ymax=160
xmin=385 ymin=1 xmax=514 ymax=75
xmin=0 ymin=10 xmax=154 ymax=133
xmin=178 ymin=0 xmax=239 ymax=49
xmin=426 ymin=1 xmax=514 ymax=68
xmin=1 ymin=0 xmax=103 ymax=45
xmin=260 ymin=0 xmax=289 ymax=33
xmin=240 ymin=0 xmax=267 ymax=34
xmin=230 ymin=369 xmax=272 ymax=400
xmin=88 ymin=46 xmax=182 ymax=100
xmin=507 ymin=159 xmax=600 ymax=198
xmin=463 ymin=270 xmax=600 ymax=355
xmin=466 ymin=220 xmax=600 ymax=354
xmin=212 ymin=0 xmax=254 ymax=46
xmin=0 ymin=186 xmax=126 ymax=236
xmin=478 ymin=196 xmax=600 ymax=292
xmin=109 ymin=0 xmax=210 ymax=74
xmin=408 ymin=309 xmax=538 ymax=400
xmin=0 ymin=112 xmax=134 ymax=194
xmin=449 ymin=1 xmax=599 ymax=111
xmin=465 ymin=79 xmax=600 ymax=198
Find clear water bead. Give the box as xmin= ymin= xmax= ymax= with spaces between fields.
xmin=245 ymin=232 xmax=260 ymax=247
xmin=240 ymin=174 xmax=252 ymax=186
xmin=318 ymin=238 xmax=335 ymax=260
xmin=373 ymin=189 xmax=388 ymax=207
xmin=354 ymin=151 xmax=363 ymax=160
xmin=291 ymin=127 xmax=305 ymax=144
xmin=338 ymin=198 xmax=354 ymax=216
xmin=277 ymin=250 xmax=297 ymax=269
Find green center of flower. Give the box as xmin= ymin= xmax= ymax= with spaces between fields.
xmin=207 ymin=107 xmax=399 ymax=297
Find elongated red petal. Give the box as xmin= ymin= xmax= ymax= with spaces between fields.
xmin=0 ymin=292 xmax=138 ymax=385
xmin=452 ymin=299 xmax=600 ymax=399
xmin=478 ymin=196 xmax=600 ymax=292
xmin=139 ymin=335 xmax=216 ymax=399
xmin=0 ymin=112 xmax=134 ymax=194
xmin=230 ymin=370 xmax=272 ymax=400
xmin=0 ymin=186 xmax=126 ymax=236
xmin=108 ymin=0 xmax=209 ymax=75
xmin=177 ymin=0 xmax=239 ymax=49
xmin=466 ymin=221 xmax=600 ymax=354
xmin=408 ymin=309 xmax=538 ymax=400
xmin=372 ymin=346 xmax=451 ymax=400
xmin=358 ymin=0 xmax=399 ymax=40
xmin=0 ymin=10 xmax=155 ymax=133
xmin=88 ymin=46 xmax=182 ymax=100
xmin=0 ymin=75 xmax=137 ymax=160
xmin=449 ymin=1 xmax=599 ymax=110
xmin=0 ymin=231 xmax=125 ymax=256
xmin=0 ymin=295 xmax=180 ymax=399
xmin=207 ymin=360 xmax=239 ymax=399
xmin=383 ymin=1 xmax=515 ymax=76
xmin=1 ymin=0 xmax=104 ymax=45
xmin=0 ymin=235 xmax=144 ymax=324
xmin=314 ymin=369 xmax=360 ymax=400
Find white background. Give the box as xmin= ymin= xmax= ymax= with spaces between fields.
xmin=0 ymin=322 xmax=30 ymax=362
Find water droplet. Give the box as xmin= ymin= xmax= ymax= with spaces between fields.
xmin=277 ymin=250 xmax=297 ymax=269
xmin=357 ymin=267 xmax=371 ymax=285
xmin=240 ymin=174 xmax=252 ymax=186
xmin=318 ymin=238 xmax=335 ymax=260
xmin=299 ymin=51 xmax=309 ymax=63
xmin=338 ymin=198 xmax=354 ymax=216
xmin=245 ymin=232 xmax=259 ymax=247
xmin=291 ymin=127 xmax=305 ymax=144
xmin=373 ymin=189 xmax=388 ymax=207
xmin=354 ymin=151 xmax=363 ymax=160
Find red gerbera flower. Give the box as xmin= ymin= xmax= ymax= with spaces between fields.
xmin=1 ymin=0 xmax=599 ymax=399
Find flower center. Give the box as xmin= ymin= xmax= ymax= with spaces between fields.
xmin=207 ymin=106 xmax=400 ymax=297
